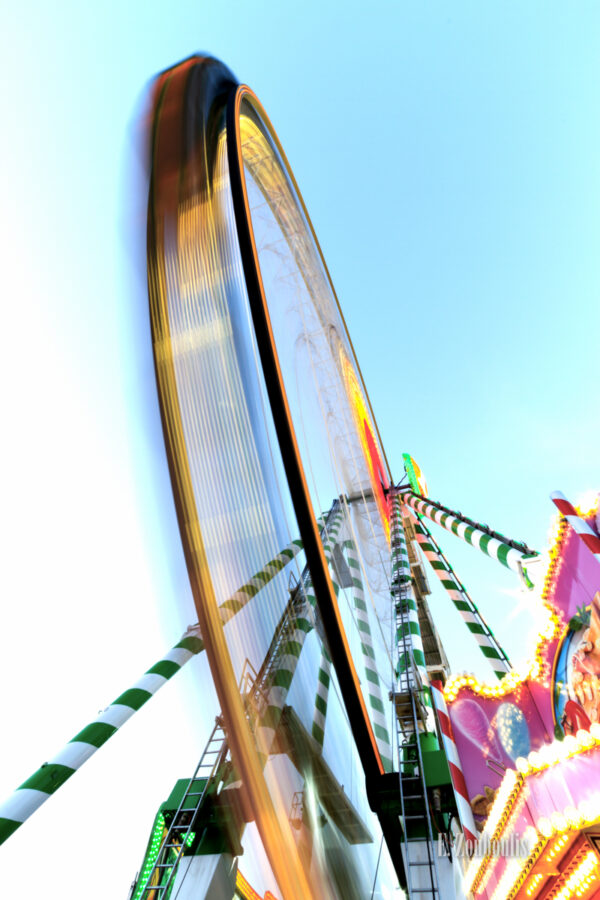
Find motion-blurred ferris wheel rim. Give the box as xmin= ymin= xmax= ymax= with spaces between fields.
xmin=147 ymin=54 xmax=398 ymax=895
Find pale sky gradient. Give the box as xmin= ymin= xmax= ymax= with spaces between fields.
xmin=0 ymin=3 xmax=598 ymax=897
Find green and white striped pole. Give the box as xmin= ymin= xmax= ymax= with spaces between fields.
xmin=311 ymin=647 xmax=332 ymax=748
xmin=0 ymin=625 xmax=204 ymax=845
xmin=405 ymin=507 xmax=511 ymax=680
xmin=218 ymin=538 xmax=304 ymax=623
xmin=257 ymin=504 xmax=346 ymax=755
xmin=402 ymin=492 xmax=538 ymax=589
xmin=341 ymin=539 xmax=393 ymax=772
xmin=390 ymin=494 xmax=433 ymax=719
xmin=0 ymin=537 xmax=307 ymax=846
xmin=307 ymin=506 xmax=346 ymax=602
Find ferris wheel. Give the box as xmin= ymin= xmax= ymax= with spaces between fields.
xmin=0 ymin=55 xmax=599 ymax=900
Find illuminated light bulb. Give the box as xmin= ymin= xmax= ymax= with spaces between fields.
xmin=554 ymin=740 xmax=571 ymax=763
xmin=516 ymin=756 xmax=530 ymax=774
xmin=564 ymin=805 xmax=581 ymax=828
xmin=528 ymin=751 xmax=542 ymax=769
xmin=537 ymin=817 xmax=553 ymax=838
xmin=589 ymin=722 xmax=600 ymax=741
xmin=574 ymin=491 xmax=598 ymax=516
xmin=551 ymin=812 xmax=567 ymax=832
xmin=538 ymin=743 xmax=555 ymax=766
xmin=577 ymin=729 xmax=595 ymax=751
xmin=578 ymin=731 xmax=596 ymax=750
xmin=563 ymin=735 xmax=578 ymax=755
xmin=578 ymin=800 xmax=596 ymax=823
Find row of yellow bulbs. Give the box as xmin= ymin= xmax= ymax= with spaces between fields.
xmin=485 ymin=831 xmax=585 ymax=900
xmin=523 ymin=847 xmax=599 ymax=900
xmin=550 ymin=850 xmax=599 ymax=900
xmin=485 ymin=800 xmax=600 ymax=900
xmin=525 ymin=872 xmax=544 ymax=896
xmin=545 ymin=834 xmax=570 ymax=862
xmin=516 ymin=725 xmax=600 ymax=776
xmin=444 ymin=510 xmax=568 ymax=704
xmin=490 ymin=833 xmax=546 ymax=900
xmin=464 ymin=770 xmax=523 ymax=893
xmin=484 ymin=770 xmax=521 ymax=844
xmin=443 ymin=607 xmax=560 ymax=702
xmin=534 ymin=799 xmax=600 ymax=840
xmin=465 ymin=735 xmax=600 ymax=895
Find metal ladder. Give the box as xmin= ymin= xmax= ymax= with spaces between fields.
xmin=252 ymin=502 xmax=339 ymax=703
xmin=256 ymin=577 xmax=309 ymax=698
xmin=136 ymin=716 xmax=228 ymax=898
xmin=393 ymin=581 xmax=440 ymax=900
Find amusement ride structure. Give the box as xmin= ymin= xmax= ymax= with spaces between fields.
xmin=0 ymin=56 xmax=599 ymax=900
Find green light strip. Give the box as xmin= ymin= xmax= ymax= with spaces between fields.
xmin=132 ymin=812 xmax=166 ymax=900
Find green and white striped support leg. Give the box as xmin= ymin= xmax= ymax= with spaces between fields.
xmin=403 ymin=492 xmax=537 ymax=588
xmin=341 ymin=539 xmax=393 ymax=772
xmin=318 ymin=503 xmax=346 ymax=585
xmin=390 ymin=495 xmax=432 ymax=715
xmin=406 ymin=508 xmax=511 ymax=680
xmin=219 ymin=539 xmax=304 ymax=624
xmin=257 ymin=597 xmax=314 ymax=741
xmin=304 ymin=503 xmax=346 ymax=608
xmin=0 ymin=539 xmax=311 ymax=847
xmin=257 ymin=504 xmax=345 ymax=757
xmin=0 ymin=625 xmax=204 ymax=845
xmin=220 ymin=536 xmax=310 ymax=767
xmin=311 ymin=647 xmax=331 ymax=748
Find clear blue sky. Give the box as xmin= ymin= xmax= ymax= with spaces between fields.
xmin=0 ymin=3 xmax=598 ymax=897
